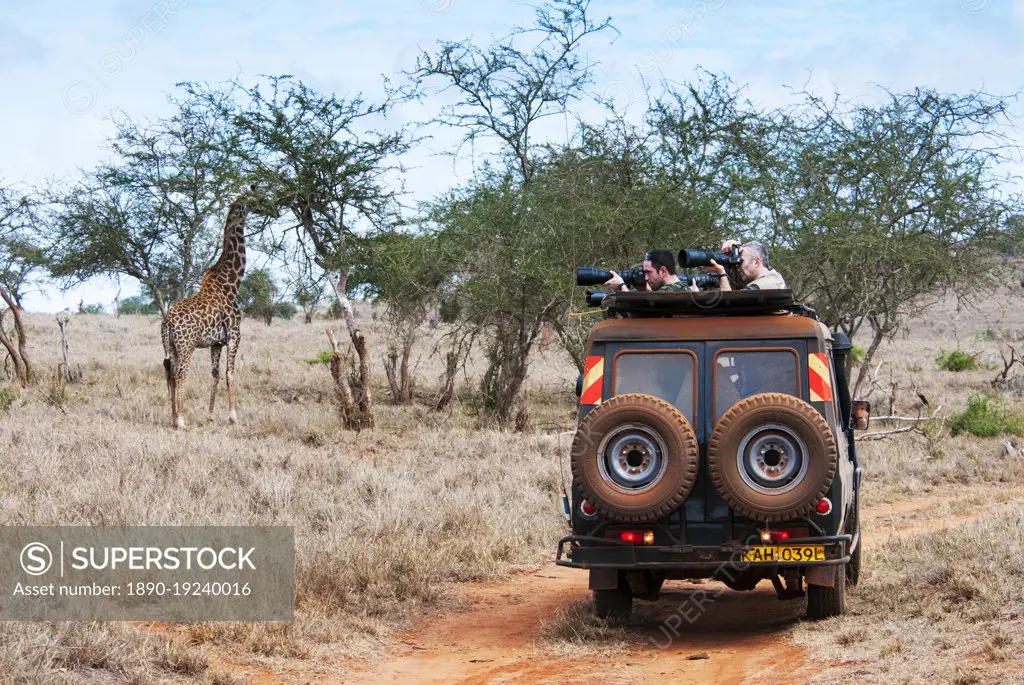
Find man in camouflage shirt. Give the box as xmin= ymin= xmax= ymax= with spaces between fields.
xmin=604 ymin=249 xmax=689 ymax=292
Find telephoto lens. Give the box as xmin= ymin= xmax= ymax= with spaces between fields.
xmin=678 ymin=247 xmax=741 ymax=268
xmin=576 ymin=267 xmax=613 ymax=286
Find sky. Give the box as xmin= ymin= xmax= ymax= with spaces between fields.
xmin=2 ymin=0 xmax=1023 ymax=311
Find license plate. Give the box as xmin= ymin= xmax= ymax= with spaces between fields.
xmin=740 ymin=546 xmax=825 ymax=563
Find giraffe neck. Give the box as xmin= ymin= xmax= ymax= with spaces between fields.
xmin=210 ymin=200 xmax=247 ymax=296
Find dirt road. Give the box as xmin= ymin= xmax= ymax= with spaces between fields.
xmin=344 ymin=564 xmax=812 ymax=685
xmin=342 ymin=494 xmax=978 ymax=684
xmin=198 ymin=494 xmax=991 ymax=684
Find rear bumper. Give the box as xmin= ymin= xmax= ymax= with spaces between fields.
xmin=555 ymin=534 xmax=851 ymax=570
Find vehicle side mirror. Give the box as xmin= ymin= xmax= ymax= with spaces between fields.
xmin=852 ymin=400 xmax=871 ymax=431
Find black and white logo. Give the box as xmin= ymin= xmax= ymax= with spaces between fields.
xmin=20 ymin=542 xmax=53 ymax=576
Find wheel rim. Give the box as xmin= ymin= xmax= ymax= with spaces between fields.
xmin=736 ymin=423 xmax=809 ymax=495
xmin=597 ymin=423 xmax=667 ymax=494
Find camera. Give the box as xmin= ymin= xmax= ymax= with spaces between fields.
xmin=679 ymin=273 xmax=722 ymax=290
xmin=677 ymin=246 xmax=741 ymax=269
xmin=576 ymin=266 xmax=646 ymax=288
xmin=584 ymin=290 xmax=606 ymax=307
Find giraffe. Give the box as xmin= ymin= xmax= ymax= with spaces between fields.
xmin=161 ymin=187 xmax=278 ymax=428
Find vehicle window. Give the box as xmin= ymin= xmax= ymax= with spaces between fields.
xmin=715 ymin=350 xmax=798 ymax=420
xmin=614 ymin=352 xmax=695 ymax=422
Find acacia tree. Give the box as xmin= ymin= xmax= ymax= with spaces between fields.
xmin=528 ymin=100 xmax=749 ymax=372
xmin=291 ymin=267 xmax=328 ymax=324
xmin=408 ymin=0 xmax=613 ymax=423
xmin=197 ymin=76 xmax=412 ymax=428
xmin=734 ymin=88 xmax=1019 ymax=393
xmin=238 ymin=267 xmax=287 ymax=325
xmin=0 ymin=184 xmax=37 ymax=386
xmin=354 ymin=230 xmax=456 ymax=404
xmin=46 ymin=87 xmax=240 ymax=315
xmin=0 ymin=185 xmax=43 ymax=309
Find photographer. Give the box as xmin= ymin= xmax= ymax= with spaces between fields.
xmin=604 ymin=250 xmax=689 ymax=292
xmin=699 ymin=240 xmax=786 ymax=291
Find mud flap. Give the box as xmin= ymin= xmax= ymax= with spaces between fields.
xmin=589 ymin=569 xmax=619 ymax=590
xmin=805 ymin=565 xmax=838 ymax=588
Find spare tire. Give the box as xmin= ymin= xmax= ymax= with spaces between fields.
xmin=708 ymin=393 xmax=836 ymax=523
xmin=571 ymin=394 xmax=699 ymax=522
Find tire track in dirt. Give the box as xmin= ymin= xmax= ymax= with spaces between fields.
xmin=344 ymin=564 xmax=813 ymax=685
xmin=342 ymin=489 xmax=1024 ymax=684
xmin=167 ymin=489 xmax=1023 ymax=684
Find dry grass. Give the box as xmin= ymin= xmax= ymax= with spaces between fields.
xmin=793 ymin=509 xmax=1024 ymax=684
xmin=0 ymin=309 xmax=572 ymax=679
xmin=2 ymin=288 xmax=1024 ymax=682
xmin=788 ymin=289 xmax=1024 ymax=684
xmin=0 ymin=622 xmax=211 ymax=684
xmin=539 ymin=600 xmax=643 ymax=656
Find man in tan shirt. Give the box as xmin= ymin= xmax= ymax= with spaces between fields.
xmin=696 ymin=239 xmax=787 ymax=291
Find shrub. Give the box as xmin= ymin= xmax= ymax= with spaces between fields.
xmin=325 ymin=299 xmax=343 ymax=320
xmin=117 ymin=295 xmax=159 ymax=316
xmin=76 ymin=301 xmax=105 ymax=315
xmin=851 ymin=344 xmax=866 ymax=364
xmin=0 ymin=385 xmax=17 ymax=412
xmin=976 ymin=328 xmax=1000 ymax=342
xmin=949 ymin=394 xmax=1024 ymax=437
xmin=438 ymin=297 xmax=461 ymax=324
xmin=936 ymin=348 xmax=977 ymax=372
xmin=276 ymin=302 xmax=298 ymax=321
xmin=302 ymin=350 xmax=334 ymax=366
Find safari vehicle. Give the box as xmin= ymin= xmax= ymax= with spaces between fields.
xmin=557 ymin=289 xmax=868 ymax=620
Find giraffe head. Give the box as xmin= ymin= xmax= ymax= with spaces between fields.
xmin=237 ymin=184 xmax=281 ymax=220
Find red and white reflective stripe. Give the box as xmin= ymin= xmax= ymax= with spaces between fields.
xmin=580 ymin=355 xmax=604 ymax=405
xmin=808 ymin=352 xmax=833 ymax=403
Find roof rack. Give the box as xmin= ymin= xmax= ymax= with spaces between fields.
xmin=602 ymin=289 xmax=818 ymax=319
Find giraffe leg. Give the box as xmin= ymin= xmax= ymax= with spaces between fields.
xmin=162 ymin=321 xmax=179 ymax=428
xmin=208 ymin=345 xmax=222 ymax=424
xmin=173 ymin=347 xmax=194 ymax=430
xmin=166 ymin=359 xmax=179 ymax=428
xmin=226 ymin=332 xmax=240 ymax=424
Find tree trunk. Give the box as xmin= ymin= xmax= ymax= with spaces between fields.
xmin=434 ymin=350 xmax=459 ymax=412
xmin=852 ymin=316 xmax=886 ymax=398
xmin=400 ymin=333 xmax=414 ymax=404
xmin=327 ymin=269 xmax=374 ymax=429
xmin=384 ymin=327 xmax=417 ymax=405
xmin=0 ymin=283 xmax=32 ymax=387
xmin=480 ymin=324 xmax=534 ymax=425
xmin=383 ymin=347 xmax=401 ymax=403
xmin=326 ymin=328 xmax=373 ymax=430
xmin=479 ymin=304 xmax=553 ymax=425
xmin=149 ymin=282 xmax=169 ymax=318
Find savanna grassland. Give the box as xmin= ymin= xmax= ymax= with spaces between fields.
xmin=1 ymin=287 xmax=1024 ymax=684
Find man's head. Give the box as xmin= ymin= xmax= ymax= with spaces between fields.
xmin=737 ymin=241 xmax=771 ymax=284
xmin=643 ymin=250 xmax=677 ymax=290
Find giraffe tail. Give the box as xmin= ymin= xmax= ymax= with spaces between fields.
xmin=161 ymin=319 xmax=176 ymax=382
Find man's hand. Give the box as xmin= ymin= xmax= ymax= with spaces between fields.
xmin=706 ymin=259 xmax=732 ymax=291
xmin=598 ymin=268 xmax=622 ymax=286
xmin=721 ymin=239 xmax=741 ymax=252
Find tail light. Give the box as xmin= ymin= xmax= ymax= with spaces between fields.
xmin=580 ymin=500 xmax=597 ymax=518
xmin=758 ymin=528 xmax=807 ymax=542
xmin=617 ymin=530 xmax=655 ymax=544
xmin=815 ymin=498 xmax=833 ymax=515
